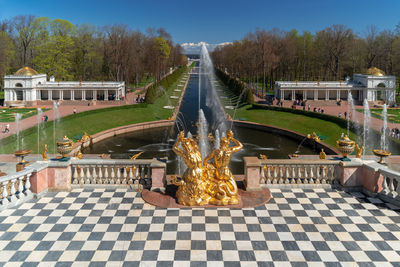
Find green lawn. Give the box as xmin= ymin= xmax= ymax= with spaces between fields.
xmin=0 ymin=91 xmax=4 ymax=100
xmin=0 ymin=108 xmax=50 ymax=122
xmin=225 ymin=105 xmax=356 ymax=148
xmin=0 ymin=72 xmax=189 ymax=154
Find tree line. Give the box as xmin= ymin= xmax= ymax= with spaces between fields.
xmin=0 ymin=15 xmax=187 ymax=88
xmin=211 ymin=24 xmax=400 ymax=94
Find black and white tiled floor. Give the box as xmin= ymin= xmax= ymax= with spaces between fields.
xmin=0 ymin=187 xmax=400 ymax=266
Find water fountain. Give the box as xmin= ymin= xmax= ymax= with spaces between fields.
xmin=53 ymin=101 xmax=61 ymax=154
xmin=15 ymin=113 xmax=22 ymax=151
xmin=362 ymin=99 xmax=371 ymax=157
xmin=37 ymin=108 xmax=43 ymax=158
xmin=380 ymin=104 xmax=388 ymax=151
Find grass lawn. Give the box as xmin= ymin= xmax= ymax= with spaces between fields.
xmin=0 ymin=72 xmax=189 ymax=154
xmin=0 ymin=108 xmax=50 ymax=122
xmin=225 ymin=105 xmax=356 ymax=148
xmin=361 ymin=108 xmax=400 ymax=124
xmin=0 ymin=91 xmax=4 ymax=100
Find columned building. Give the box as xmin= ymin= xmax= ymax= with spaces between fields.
xmin=3 ymin=67 xmax=125 ymax=106
xmin=274 ymin=67 xmax=396 ymax=104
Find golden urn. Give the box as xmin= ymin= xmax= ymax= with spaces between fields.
xmin=336 ymin=135 xmax=355 ymax=158
xmin=56 ymin=136 xmax=74 ymax=158
xmin=373 ymin=149 xmax=391 ymax=164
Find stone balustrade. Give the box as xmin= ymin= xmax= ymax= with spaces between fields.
xmin=380 ymin=167 xmax=400 ymax=201
xmin=0 ymin=167 xmax=34 ymax=210
xmin=70 ymin=159 xmax=154 ymax=188
xmin=260 ymin=159 xmax=338 ymax=185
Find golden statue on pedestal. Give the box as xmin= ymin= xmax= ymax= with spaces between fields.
xmin=42 ymin=144 xmax=48 ymax=161
xmin=172 ymin=130 xmax=243 ymax=206
xmin=173 ymin=131 xmax=211 ymax=206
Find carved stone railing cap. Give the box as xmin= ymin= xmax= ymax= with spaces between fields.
xmin=379 ymin=167 xmax=400 ymax=179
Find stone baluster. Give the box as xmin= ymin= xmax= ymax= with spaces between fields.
xmin=72 ymin=167 xmax=79 ymax=184
xmin=278 ymin=165 xmax=284 ymax=183
xmin=309 ymin=166 xmax=314 ymax=184
xmin=79 ymin=166 xmax=85 ymax=185
xmin=10 ymin=179 xmax=17 ymax=203
xmin=315 ymin=166 xmax=321 ymax=184
xmin=329 ymin=165 xmax=336 ymax=184
xmin=116 ymin=166 xmax=121 ymax=184
xmin=104 ymin=167 xmax=109 ymax=184
xmin=129 ymin=166 xmax=134 ymax=184
xmin=266 ymin=166 xmax=272 ymax=184
xmin=92 ymin=166 xmax=97 ymax=184
xmin=321 ymin=166 xmax=327 ymax=184
xmin=110 ymin=167 xmax=115 ymax=184
xmin=85 ymin=166 xmax=91 ymax=184
xmin=388 ymin=177 xmax=396 ymax=198
xmin=272 ymin=166 xmax=278 ymax=184
xmin=97 ymin=166 xmax=103 ymax=184
xmin=297 ymin=166 xmax=302 ymax=182
xmin=123 ymin=167 xmax=128 ymax=184
xmin=381 ymin=176 xmax=389 ymax=195
xmin=285 ymin=166 xmax=290 ymax=184
xmin=291 ymin=166 xmax=296 ymax=184
xmin=140 ymin=165 xmax=145 ymax=180
xmin=17 ymin=176 xmax=24 ymax=199
xmin=303 ymin=166 xmax=309 ymax=184
xmin=2 ymin=181 xmax=9 ymax=205
xmin=25 ymin=173 xmax=32 ymax=197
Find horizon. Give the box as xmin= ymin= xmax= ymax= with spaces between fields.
xmin=1 ymin=0 xmax=400 ymax=53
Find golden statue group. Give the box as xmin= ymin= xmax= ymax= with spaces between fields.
xmin=173 ymin=130 xmax=243 ymax=206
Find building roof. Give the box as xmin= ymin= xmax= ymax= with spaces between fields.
xmin=14 ymin=67 xmax=39 ymax=76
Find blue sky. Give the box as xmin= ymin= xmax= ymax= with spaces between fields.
xmin=1 ymin=0 xmax=399 ymax=47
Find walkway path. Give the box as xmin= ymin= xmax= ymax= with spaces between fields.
xmin=0 ymin=187 xmax=399 ymax=266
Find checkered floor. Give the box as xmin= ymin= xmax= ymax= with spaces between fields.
xmin=0 ymin=187 xmax=400 ymax=267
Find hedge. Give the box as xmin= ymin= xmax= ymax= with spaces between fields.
xmin=145 ymin=66 xmax=187 ymax=104
xmin=215 ymin=68 xmax=254 ymax=105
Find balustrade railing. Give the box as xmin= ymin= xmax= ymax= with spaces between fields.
xmin=380 ymin=167 xmax=400 ymax=200
xmin=70 ymin=159 xmax=154 ymax=188
xmin=0 ymin=167 xmax=33 ymax=209
xmin=260 ymin=160 xmax=339 ymax=185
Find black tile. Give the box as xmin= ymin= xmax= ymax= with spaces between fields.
xmin=239 ymin=250 xmax=256 ymax=261
xmin=98 ymin=241 xmax=115 ymax=250
xmin=365 ymin=251 xmax=386 ymax=261
xmin=270 ymin=251 xmax=288 ymax=261
xmin=128 ymin=241 xmax=145 ymax=250
xmin=349 ymin=232 xmax=368 ymax=241
xmin=234 ymin=232 xmax=250 ymax=240
xmin=109 ymin=251 xmax=127 ymax=261
xmin=221 ymin=241 xmax=237 ymax=250
xmin=205 ymin=216 xmax=218 ymax=223
xmin=75 ymin=251 xmax=95 ymax=261
xmin=311 ymin=241 xmax=330 ymax=251
xmin=274 ymin=224 xmax=290 ymax=232
xmin=219 ymin=224 xmax=233 ymax=232
xmin=302 ymin=251 xmax=321 ymax=261
xmin=174 ymin=250 xmax=190 ymax=261
xmin=164 ymin=224 xmax=177 ymax=231
xmin=43 ymin=251 xmax=63 ymax=261
xmin=35 ymin=241 xmax=54 ymax=250
xmin=247 ymin=224 xmax=262 ymax=232
xmin=88 ymin=232 xmax=105 ymax=240
xmin=107 ymin=224 xmax=123 ymax=232
xmin=179 ymin=216 xmax=192 ymax=223
xmin=190 ymin=240 xmax=206 ymax=250
xmin=118 ymin=232 xmax=134 ymax=241
xmin=58 ymin=232 xmax=76 ymax=241
xmin=9 ymin=251 xmax=31 ymax=262
xmin=192 ymin=224 xmax=205 ymax=231
xmin=302 ymin=224 xmax=318 ymax=232
xmin=160 ymin=240 xmax=176 ymax=250
xmin=97 ymin=217 xmax=112 ymax=224
xmin=50 ymin=224 xmax=67 ymax=232
xmin=333 ymin=251 xmax=354 ymax=261
xmin=22 ymin=224 xmax=40 ymax=232
xmin=152 ymin=216 xmax=165 ymax=223
xmin=147 ymin=232 xmax=162 ymax=240
xmin=177 ymin=232 xmax=191 ymax=240
xmin=66 ymin=241 xmax=85 ymax=250
xmin=282 ymin=241 xmax=300 ymax=251
xmin=4 ymin=241 xmax=24 ymax=250
xmin=264 ymin=232 xmax=280 ymax=241
xmin=207 ymin=250 xmax=222 ymax=261
xmin=378 ymin=232 xmax=397 ymax=240
xmin=135 ymin=224 xmax=150 ymax=232
xmin=373 ymin=241 xmax=392 ymax=250
xmin=206 ymin=232 xmax=220 ymax=240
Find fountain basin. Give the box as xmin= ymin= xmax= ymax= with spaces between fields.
xmin=373 ymin=149 xmax=391 ymax=164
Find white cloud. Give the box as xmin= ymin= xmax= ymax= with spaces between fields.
xmin=181 ymin=41 xmax=232 ymax=54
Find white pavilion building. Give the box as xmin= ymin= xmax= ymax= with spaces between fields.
xmin=275 ymin=67 xmax=396 ymax=104
xmin=3 ymin=67 xmax=125 ymax=106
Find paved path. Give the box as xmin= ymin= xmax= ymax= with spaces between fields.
xmin=0 ymin=187 xmax=399 ymax=266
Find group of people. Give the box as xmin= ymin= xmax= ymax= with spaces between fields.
xmin=383 ymin=127 xmax=400 ymax=140
xmin=41 ymin=115 xmax=49 ymax=122
xmin=134 ymin=95 xmax=145 ymax=103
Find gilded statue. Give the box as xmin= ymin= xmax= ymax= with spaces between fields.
xmin=355 ymin=144 xmax=364 ymax=158
xmin=172 ymin=131 xmax=211 ymax=206
xmin=204 ymin=130 xmax=243 ymax=205
xmin=79 ymin=132 xmax=91 ymax=143
xmin=319 ymin=149 xmax=326 ymax=160
xmin=41 ymin=144 xmax=48 ymax=161
xmin=130 ymin=151 xmax=144 ymax=160
xmin=76 ymin=149 xmax=83 ymax=159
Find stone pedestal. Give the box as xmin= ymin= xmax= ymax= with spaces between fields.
xmin=16 ymin=162 xmax=29 ymax=172
xmin=150 ymin=159 xmax=166 ymax=191
xmin=244 ymin=157 xmax=262 ymax=191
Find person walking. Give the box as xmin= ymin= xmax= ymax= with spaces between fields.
xmin=4 ymin=124 xmax=9 ymax=133
xmin=73 ymin=107 xmax=77 ymax=114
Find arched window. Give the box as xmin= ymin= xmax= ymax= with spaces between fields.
xmin=377 ymin=82 xmax=386 ymax=88
xmin=15 ymin=83 xmax=23 ymax=87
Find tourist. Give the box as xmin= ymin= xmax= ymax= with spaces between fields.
xmin=308 ymin=104 xmax=311 ymax=111
xmin=313 ymin=107 xmax=317 ymax=112
xmin=344 ymin=111 xmax=347 ymax=119
xmin=4 ymin=124 xmax=9 ymax=133
xmin=338 ymin=112 xmax=342 ymax=118
xmin=44 ymin=115 xmax=48 ymax=122
xmin=321 ymin=109 xmax=324 ymax=114
xmin=73 ymin=107 xmax=77 ymax=114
